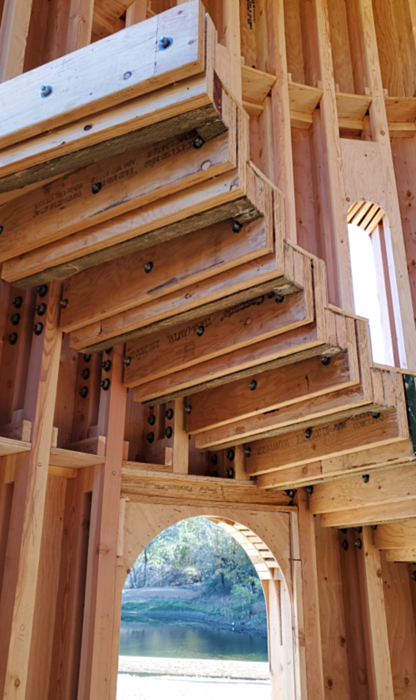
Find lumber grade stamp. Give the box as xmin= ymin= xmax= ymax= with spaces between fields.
xmin=0 ymin=128 xmax=236 ymax=263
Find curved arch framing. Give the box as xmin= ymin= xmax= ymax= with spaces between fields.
xmin=111 ymin=501 xmax=303 ymax=700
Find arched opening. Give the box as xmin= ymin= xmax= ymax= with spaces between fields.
xmin=347 ymin=201 xmax=398 ymax=365
xmin=117 ymin=509 xmax=296 ymax=700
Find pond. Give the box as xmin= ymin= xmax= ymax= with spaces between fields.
xmin=119 ymin=621 xmax=268 ymax=662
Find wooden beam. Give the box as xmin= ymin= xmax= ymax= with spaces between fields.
xmin=374 ymin=521 xmax=416 ymax=550
xmin=0 ymin=0 xmax=205 ymax=149
xmin=65 ymin=0 xmax=94 ymax=53
xmin=0 ymin=281 xmax=62 ymax=699
xmin=321 ymin=499 xmax=416 ymax=528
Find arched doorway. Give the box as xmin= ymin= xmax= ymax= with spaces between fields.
xmin=112 ymin=501 xmax=299 ymax=700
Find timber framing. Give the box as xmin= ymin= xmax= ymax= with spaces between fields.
xmin=2 ymin=0 xmax=416 ymax=699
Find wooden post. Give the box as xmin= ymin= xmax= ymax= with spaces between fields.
xmin=223 ymin=0 xmax=242 ymax=106
xmin=357 ymin=527 xmax=394 ymax=700
xmin=78 ymin=345 xmax=127 ymax=700
xmin=125 ymin=0 xmax=147 ymax=26
xmin=65 ymin=0 xmax=94 ymax=53
xmin=297 ymin=492 xmax=325 ymax=700
xmin=172 ymin=398 xmax=189 ymax=474
xmin=0 ymin=281 xmax=62 ymax=699
xmin=0 ymin=0 xmax=34 ymax=81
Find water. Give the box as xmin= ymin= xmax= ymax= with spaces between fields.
xmin=119 ymin=622 xmax=268 ymax=662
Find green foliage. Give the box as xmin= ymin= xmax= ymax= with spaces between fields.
xmin=231 ymin=584 xmax=257 ymax=618
xmin=125 ymin=517 xmax=261 ymax=593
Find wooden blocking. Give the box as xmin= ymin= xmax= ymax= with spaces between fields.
xmin=246 ymin=408 xmax=403 ymax=477
xmin=374 ymin=522 xmax=416 ymax=551
xmin=0 ymin=0 xmax=205 ymax=151
xmin=188 ymin=350 xmax=358 ymax=435
xmin=125 ymin=288 xmax=309 ymax=388
xmin=0 ymin=127 xmax=237 ymax=264
xmin=58 ymin=216 xmax=272 ymax=333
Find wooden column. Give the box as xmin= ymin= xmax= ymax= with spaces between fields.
xmin=357 ymin=0 xmax=416 ymax=369
xmin=125 ymin=0 xmax=147 ymax=26
xmin=0 ymin=281 xmax=62 ymax=700
xmin=312 ymin=0 xmax=355 ymax=313
xmin=297 ymin=493 xmax=325 ymax=700
xmin=65 ymin=0 xmax=94 ymax=53
xmin=357 ymin=527 xmax=394 ymax=700
xmin=0 ymin=0 xmax=34 ymax=81
xmin=223 ymin=0 xmax=242 ymax=105
xmin=267 ymin=0 xmax=297 ymax=243
xmin=172 ymin=398 xmax=189 ymax=474
xmin=78 ymin=345 xmax=127 ymax=700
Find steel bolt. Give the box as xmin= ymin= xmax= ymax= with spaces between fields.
xmin=275 ymin=294 xmax=284 ymax=304
xmin=232 ymin=220 xmax=243 ymax=233
xmin=79 ymin=386 xmax=88 ymax=398
xmin=91 ymin=182 xmax=102 ymax=194
xmin=285 ymin=489 xmax=296 ymax=499
xmin=33 ymin=322 xmax=44 ymax=335
xmin=37 ymin=284 xmax=48 ymax=297
xmin=165 ymin=408 xmax=174 ymax=420
xmin=355 ymin=538 xmax=362 ymax=549
xmin=102 ymin=360 xmax=112 ymax=372
xmin=362 ymin=474 xmax=370 ymax=483
xmin=147 ymin=432 xmax=155 ymax=443
xmin=165 ymin=427 xmax=173 ymax=438
xmin=11 ymin=313 xmax=20 ymax=326
xmin=148 ymin=415 xmax=156 ymax=426
xmin=305 ymin=485 xmax=314 ymax=495
xmin=35 ymin=303 xmax=47 ymax=316
xmin=81 ymin=368 xmax=90 ymax=379
xmin=341 ymin=540 xmax=349 ymax=551
xmin=105 ymin=347 xmax=113 ymax=354
xmin=226 ymin=449 xmax=235 ymax=461
xmin=124 ymin=357 xmax=131 ymax=366
xmin=83 ymin=354 xmax=92 ymax=362
xmin=185 ymin=404 xmax=192 ymax=414
xmin=321 ymin=355 xmax=332 ymax=366
xmin=211 ymin=454 xmax=218 ymax=465
xmin=226 ymin=467 xmax=235 ymax=479
xmin=144 ymin=262 xmax=153 ymax=273
xmin=249 ymin=380 xmax=257 ymax=391
xmin=60 ymin=299 xmax=68 ymax=309
xmin=13 ymin=296 xmax=23 ymax=309
xmin=159 ymin=36 xmax=172 ymax=49
xmin=355 ymin=526 xmax=362 ymax=533
xmin=41 ymin=85 xmax=52 ymax=97
xmin=8 ymin=332 xmax=18 ymax=345
xmin=244 ymin=446 xmax=251 ymax=457
xmin=196 ymin=326 xmax=205 ymax=337
xmin=194 ymin=135 xmax=205 ymax=149
xmin=371 ymin=412 xmax=381 ymax=419
xmin=304 ymin=428 xmax=312 ymax=439
xmin=124 ymin=71 xmax=132 ymax=80
xmin=100 ymin=378 xmax=111 ymax=390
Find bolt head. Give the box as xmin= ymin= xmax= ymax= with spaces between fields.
xmin=41 ymin=85 xmax=52 ymax=97
xmin=144 ymin=262 xmax=153 ymax=273
xmin=81 ymin=368 xmax=90 ymax=380
xmin=8 ymin=332 xmax=18 ymax=345
xmin=83 ymin=354 xmax=92 ymax=362
xmin=226 ymin=449 xmax=235 ymax=461
xmin=100 ymin=378 xmax=111 ymax=390
xmin=91 ymin=182 xmax=102 ymax=194
xmin=35 ymin=303 xmax=47 ymax=316
xmin=305 ymin=485 xmax=314 ymax=495
xmin=33 ymin=322 xmax=44 ymax=335
xmin=165 ymin=408 xmax=174 ymax=420
xmin=60 ymin=299 xmax=68 ymax=309
xmin=11 ymin=313 xmax=20 ymax=326
xmin=226 ymin=467 xmax=235 ymax=479
xmin=102 ymin=360 xmax=112 ymax=372
xmin=165 ymin=427 xmax=173 ymax=438
xmin=124 ymin=71 xmax=132 ymax=80
xmin=79 ymin=386 xmax=88 ymax=398
xmin=13 ymin=296 xmax=22 ymax=309
xmin=371 ymin=412 xmax=381 ymax=419
xmin=285 ymin=489 xmax=296 ymax=498
xmin=274 ymin=294 xmax=284 ymax=304
xmin=159 ymin=36 xmax=172 ymax=49
xmin=37 ymin=284 xmax=48 ymax=297
xmin=354 ymin=538 xmax=362 ymax=549
xmin=304 ymin=428 xmax=312 ymax=439
xmin=321 ymin=355 xmax=332 ymax=366
xmin=147 ymin=432 xmax=155 ymax=443
xmin=185 ymin=404 xmax=192 ymax=414
xmin=244 ymin=446 xmax=251 ymax=457
xmin=148 ymin=415 xmax=156 ymax=426
xmin=341 ymin=540 xmax=349 ymax=551
xmin=232 ymin=220 xmax=243 ymax=233
xmin=196 ymin=325 xmax=205 ymax=337
xmin=210 ymin=454 xmax=218 ymax=466
xmin=249 ymin=379 xmax=257 ymax=391
xmin=124 ymin=357 xmax=131 ymax=366
xmin=193 ymin=135 xmax=205 ymax=149
xmin=361 ymin=474 xmax=370 ymax=483
xmin=0 ymin=225 xmax=3 ymax=234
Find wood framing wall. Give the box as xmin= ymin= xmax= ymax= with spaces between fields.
xmin=1 ymin=0 xmax=416 ymax=699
